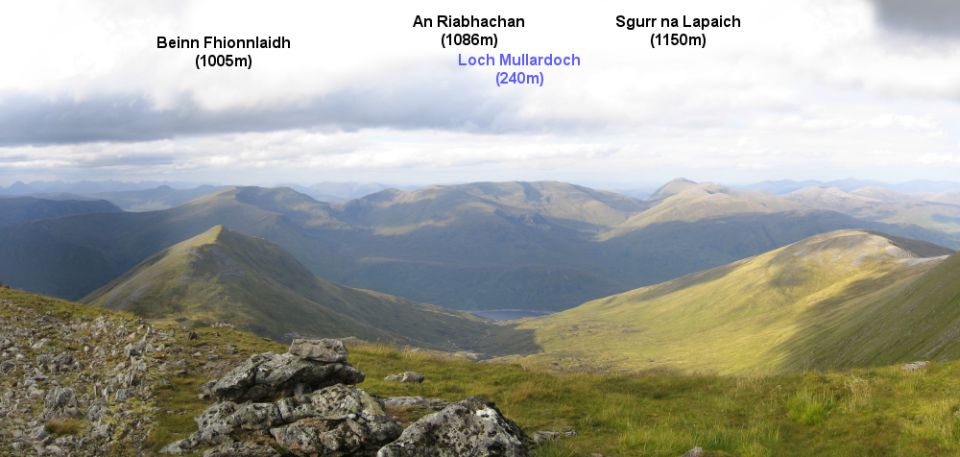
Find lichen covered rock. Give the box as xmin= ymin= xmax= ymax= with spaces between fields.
xmin=376 ymin=397 xmax=529 ymax=457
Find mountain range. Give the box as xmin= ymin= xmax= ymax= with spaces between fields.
xmin=3 ymin=179 xmax=960 ymax=312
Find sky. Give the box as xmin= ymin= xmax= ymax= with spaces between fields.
xmin=0 ymin=0 xmax=959 ymax=187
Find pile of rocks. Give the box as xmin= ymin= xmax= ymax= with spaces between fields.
xmin=162 ymin=338 xmax=531 ymax=457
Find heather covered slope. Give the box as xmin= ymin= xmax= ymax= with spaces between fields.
xmin=83 ymin=225 xmax=534 ymax=354
xmin=517 ymin=230 xmax=957 ymax=375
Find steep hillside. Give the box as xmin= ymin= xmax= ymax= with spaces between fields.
xmin=517 ymin=230 xmax=956 ymax=375
xmin=0 ymin=196 xmax=120 ymax=228
xmin=83 ymin=225 xmax=532 ymax=354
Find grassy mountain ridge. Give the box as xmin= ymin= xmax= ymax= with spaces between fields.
xmin=517 ymin=230 xmax=957 ymax=375
xmin=83 ymin=225 xmax=533 ymax=354
xmin=607 ymin=181 xmax=805 ymax=236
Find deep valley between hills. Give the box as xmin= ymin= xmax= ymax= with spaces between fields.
xmin=4 ymin=178 xmax=960 ymax=456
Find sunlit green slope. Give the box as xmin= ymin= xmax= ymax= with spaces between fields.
xmin=518 ymin=230 xmax=956 ymax=375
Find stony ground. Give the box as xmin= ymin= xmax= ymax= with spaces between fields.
xmin=0 ymin=292 xmax=265 ymax=456
xmin=0 ymin=290 xmax=537 ymax=457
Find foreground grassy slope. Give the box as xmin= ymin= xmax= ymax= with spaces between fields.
xmin=84 ymin=225 xmax=535 ymax=354
xmin=8 ymin=288 xmax=960 ymax=457
xmin=518 ymin=230 xmax=956 ymax=375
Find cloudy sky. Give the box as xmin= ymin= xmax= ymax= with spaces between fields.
xmin=0 ymin=0 xmax=958 ymax=187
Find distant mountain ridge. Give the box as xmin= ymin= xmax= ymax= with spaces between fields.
xmin=784 ymin=186 xmax=960 ymax=236
xmin=740 ymin=179 xmax=960 ymax=195
xmin=2 ymin=179 xmax=959 ymax=311
xmin=0 ymin=196 xmax=120 ymax=228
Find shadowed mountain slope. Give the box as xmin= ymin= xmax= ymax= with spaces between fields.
xmin=84 ymin=225 xmax=535 ymax=354
xmin=0 ymin=196 xmax=120 ymax=228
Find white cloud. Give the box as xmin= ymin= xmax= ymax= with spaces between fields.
xmin=0 ymin=0 xmax=959 ymax=184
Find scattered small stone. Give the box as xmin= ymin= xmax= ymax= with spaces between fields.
xmin=902 ymin=361 xmax=929 ymax=372
xmin=532 ymin=429 xmax=577 ymax=445
xmin=682 ymin=447 xmax=704 ymax=457
xmin=384 ymin=371 xmax=425 ymax=384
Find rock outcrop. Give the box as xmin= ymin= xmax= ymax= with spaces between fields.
xmin=164 ymin=339 xmax=399 ymax=456
xmin=201 ymin=351 xmax=365 ymax=402
xmin=165 ymin=339 xmax=531 ymax=457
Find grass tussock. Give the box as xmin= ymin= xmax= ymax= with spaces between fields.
xmin=45 ymin=418 xmax=87 ymax=436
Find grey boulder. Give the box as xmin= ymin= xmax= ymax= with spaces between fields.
xmin=207 ymin=352 xmax=364 ymax=402
xmin=377 ymin=397 xmax=529 ymax=457
xmin=288 ymin=338 xmax=349 ymax=363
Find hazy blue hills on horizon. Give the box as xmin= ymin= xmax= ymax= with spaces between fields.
xmin=0 ymin=196 xmax=121 ymax=228
xmin=0 ymin=180 xmax=412 ymax=210
xmin=1 ymin=179 xmax=959 ymax=312
xmin=739 ymin=179 xmax=960 ymax=195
